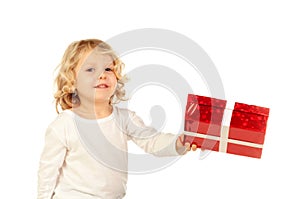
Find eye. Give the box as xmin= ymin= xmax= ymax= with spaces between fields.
xmin=105 ymin=68 xmax=113 ymax=72
xmin=86 ymin=68 xmax=95 ymax=72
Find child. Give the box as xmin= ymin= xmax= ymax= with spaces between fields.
xmin=37 ymin=39 xmax=196 ymax=199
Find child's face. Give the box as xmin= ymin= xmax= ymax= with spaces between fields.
xmin=75 ymin=49 xmax=117 ymax=105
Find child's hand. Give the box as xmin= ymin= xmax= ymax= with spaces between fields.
xmin=176 ymin=134 xmax=197 ymax=155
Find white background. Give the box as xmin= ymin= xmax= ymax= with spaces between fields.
xmin=0 ymin=0 xmax=299 ymax=198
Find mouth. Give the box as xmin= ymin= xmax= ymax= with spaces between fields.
xmin=94 ymin=83 xmax=109 ymax=89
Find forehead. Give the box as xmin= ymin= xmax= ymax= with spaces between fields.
xmin=83 ymin=50 xmax=113 ymax=65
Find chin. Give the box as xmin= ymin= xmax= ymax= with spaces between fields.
xmin=94 ymin=97 xmax=111 ymax=104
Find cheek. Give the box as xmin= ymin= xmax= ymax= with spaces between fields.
xmin=109 ymin=73 xmax=117 ymax=83
xmin=76 ymin=76 xmax=94 ymax=88
xmin=109 ymin=76 xmax=118 ymax=91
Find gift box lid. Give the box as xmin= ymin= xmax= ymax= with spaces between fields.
xmin=233 ymin=102 xmax=270 ymax=116
xmin=187 ymin=94 xmax=227 ymax=108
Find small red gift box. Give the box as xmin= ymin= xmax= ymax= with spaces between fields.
xmin=183 ymin=94 xmax=270 ymax=158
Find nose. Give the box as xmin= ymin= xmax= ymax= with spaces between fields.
xmin=98 ymin=71 xmax=106 ymax=79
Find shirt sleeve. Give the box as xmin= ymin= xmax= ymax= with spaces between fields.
xmin=125 ymin=111 xmax=180 ymax=157
xmin=37 ymin=126 xmax=67 ymax=199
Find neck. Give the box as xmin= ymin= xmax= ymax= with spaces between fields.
xmin=72 ymin=101 xmax=113 ymax=119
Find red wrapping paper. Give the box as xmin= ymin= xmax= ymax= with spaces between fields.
xmin=184 ymin=94 xmax=226 ymax=151
xmin=183 ymin=94 xmax=270 ymax=158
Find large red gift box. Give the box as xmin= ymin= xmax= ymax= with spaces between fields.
xmin=183 ymin=94 xmax=270 ymax=158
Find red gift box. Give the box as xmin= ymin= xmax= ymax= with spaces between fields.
xmin=183 ymin=94 xmax=270 ymax=158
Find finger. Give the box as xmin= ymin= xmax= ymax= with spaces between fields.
xmin=176 ymin=136 xmax=184 ymax=147
xmin=184 ymin=143 xmax=191 ymax=151
xmin=179 ymin=134 xmax=185 ymax=145
xmin=191 ymin=144 xmax=197 ymax=151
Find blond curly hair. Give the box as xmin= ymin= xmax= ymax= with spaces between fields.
xmin=54 ymin=39 xmax=127 ymax=113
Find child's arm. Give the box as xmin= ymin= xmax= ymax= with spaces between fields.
xmin=37 ymin=127 xmax=67 ymax=199
xmin=126 ymin=111 xmax=194 ymax=156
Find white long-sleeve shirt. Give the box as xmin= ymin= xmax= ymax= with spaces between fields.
xmin=37 ymin=106 xmax=180 ymax=199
